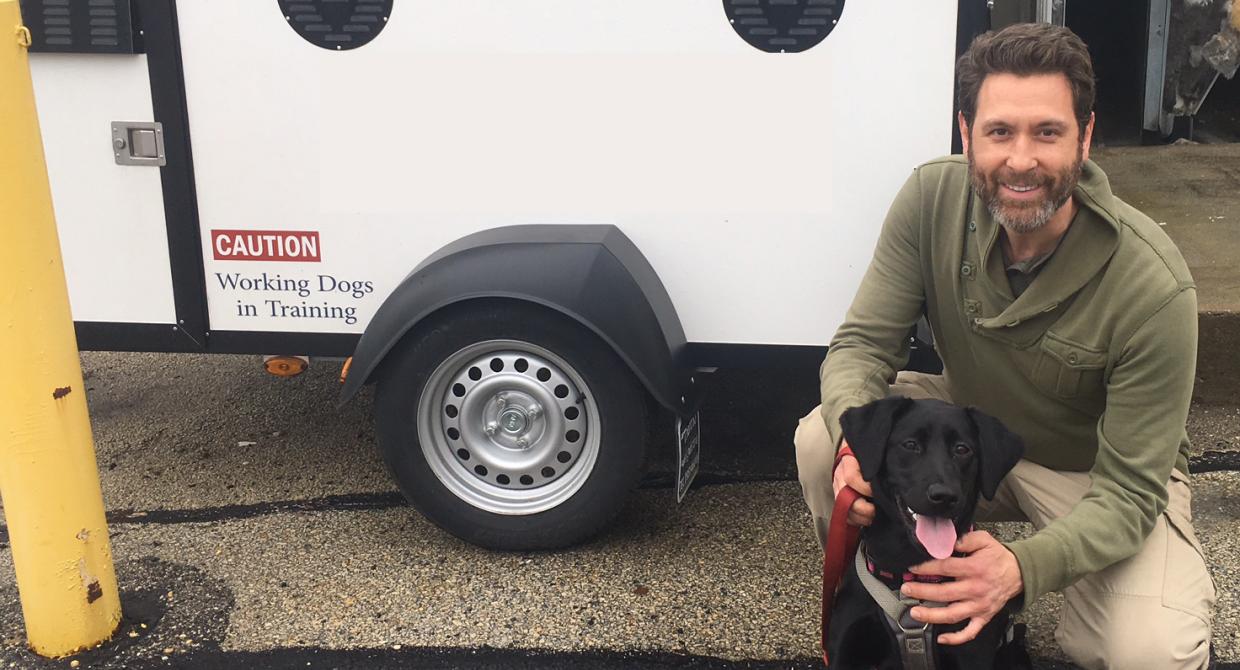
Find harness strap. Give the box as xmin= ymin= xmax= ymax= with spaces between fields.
xmin=820 ymin=445 xmax=862 ymax=666
xmin=854 ymin=545 xmax=945 ymax=670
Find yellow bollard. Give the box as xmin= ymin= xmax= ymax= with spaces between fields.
xmin=0 ymin=0 xmax=122 ymax=657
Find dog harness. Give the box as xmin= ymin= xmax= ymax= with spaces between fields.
xmin=854 ymin=542 xmax=946 ymax=670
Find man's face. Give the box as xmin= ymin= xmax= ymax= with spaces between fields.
xmin=959 ymin=72 xmax=1094 ymax=234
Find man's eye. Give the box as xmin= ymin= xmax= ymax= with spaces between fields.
xmin=1039 ymin=129 xmax=1060 ymax=138
xmin=989 ymin=128 xmax=1009 ymax=137
xmin=953 ymin=443 xmax=973 ymax=456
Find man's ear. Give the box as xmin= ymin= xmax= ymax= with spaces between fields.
xmin=1080 ymin=111 xmax=1096 ymax=162
xmin=839 ymin=396 xmax=913 ymax=482
xmin=965 ymin=407 xmax=1025 ymax=500
xmin=958 ymin=111 xmax=971 ymax=155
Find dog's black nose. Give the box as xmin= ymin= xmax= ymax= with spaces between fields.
xmin=926 ymin=484 xmax=959 ymax=506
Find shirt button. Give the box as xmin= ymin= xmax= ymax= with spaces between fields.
xmin=1067 ymin=352 xmax=1079 ymax=364
xmin=961 ymin=265 xmax=973 ymax=277
xmin=968 ymin=221 xmax=977 ymax=231
xmin=966 ymin=303 xmax=978 ymax=314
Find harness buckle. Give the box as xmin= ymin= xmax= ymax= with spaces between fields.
xmin=893 ymin=602 xmax=936 ymax=670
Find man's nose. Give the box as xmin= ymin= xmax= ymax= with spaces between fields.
xmin=1005 ymin=136 xmax=1038 ymax=173
xmin=926 ymin=483 xmax=959 ymax=506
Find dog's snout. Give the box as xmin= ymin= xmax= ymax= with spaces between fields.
xmin=926 ymin=483 xmax=959 ymax=506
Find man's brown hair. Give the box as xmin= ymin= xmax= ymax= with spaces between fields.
xmin=956 ymin=23 xmax=1096 ymax=136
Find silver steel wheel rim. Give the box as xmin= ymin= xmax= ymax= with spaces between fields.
xmin=417 ymin=339 xmax=600 ymax=515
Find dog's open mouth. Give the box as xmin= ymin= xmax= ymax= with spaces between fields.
xmin=896 ymin=496 xmax=957 ymax=560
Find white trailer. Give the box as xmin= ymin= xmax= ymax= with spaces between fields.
xmin=24 ymin=0 xmax=962 ymax=549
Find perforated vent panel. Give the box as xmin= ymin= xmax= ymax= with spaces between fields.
xmin=18 ymin=0 xmax=138 ymax=54
xmin=722 ymin=0 xmax=844 ymax=53
xmin=276 ymin=0 xmax=393 ymax=51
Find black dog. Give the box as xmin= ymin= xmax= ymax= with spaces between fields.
xmin=825 ymin=396 xmax=1030 ymax=670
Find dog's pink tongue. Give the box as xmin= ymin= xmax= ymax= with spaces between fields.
xmin=915 ymin=516 xmax=957 ymax=559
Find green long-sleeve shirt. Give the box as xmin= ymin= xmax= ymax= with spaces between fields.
xmin=819 ymin=155 xmax=1197 ymax=605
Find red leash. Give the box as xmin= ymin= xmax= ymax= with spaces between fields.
xmin=821 ymin=444 xmax=862 ymax=667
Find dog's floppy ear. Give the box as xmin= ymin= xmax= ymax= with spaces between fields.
xmin=839 ymin=396 xmax=914 ymax=482
xmin=965 ymin=407 xmax=1025 ymax=500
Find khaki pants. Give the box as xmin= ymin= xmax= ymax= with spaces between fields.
xmin=794 ymin=372 xmax=1216 ymax=670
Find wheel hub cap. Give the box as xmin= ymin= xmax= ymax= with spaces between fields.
xmin=498 ymin=406 xmax=529 ymax=435
xmin=417 ymin=340 xmax=601 ymax=516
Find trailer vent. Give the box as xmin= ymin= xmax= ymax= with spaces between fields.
xmin=18 ymin=0 xmax=139 ymax=54
xmin=722 ymin=0 xmax=844 ymax=53
xmin=277 ymin=0 xmax=393 ymax=51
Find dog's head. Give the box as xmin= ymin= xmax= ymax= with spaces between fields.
xmin=839 ymin=396 xmax=1024 ymax=564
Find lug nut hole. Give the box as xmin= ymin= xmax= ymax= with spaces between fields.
xmin=536 ymin=368 xmax=551 ymax=382
xmin=541 ymin=467 xmax=555 ymax=478
xmin=520 ymin=475 xmax=534 ymax=486
xmin=564 ymin=406 xmax=579 ymax=420
xmin=475 ymin=465 xmax=488 ymax=477
xmin=446 ymin=427 xmax=460 ymax=440
xmin=496 ymin=474 xmax=510 ymax=485
xmin=565 ymin=430 xmax=580 ymax=443
xmin=452 ymin=383 xmax=466 ymax=397
xmin=457 ymin=449 xmax=470 ymax=460
xmin=515 ymin=358 xmax=529 ymax=372
xmin=554 ymin=384 xmax=569 ymax=399
xmin=490 ymin=358 xmax=504 ymax=372
xmin=468 ymin=367 xmax=482 ymax=381
xmin=557 ymin=451 xmax=572 ymax=463
xmin=445 ymin=405 xmax=458 ymax=418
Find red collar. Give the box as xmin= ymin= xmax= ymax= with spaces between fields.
xmin=864 ymin=550 xmax=948 ymax=590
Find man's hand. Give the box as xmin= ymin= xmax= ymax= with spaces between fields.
xmin=832 ymin=439 xmax=875 ymax=527
xmin=900 ymin=530 xmax=1024 ymax=645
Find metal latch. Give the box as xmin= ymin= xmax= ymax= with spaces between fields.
xmin=111 ymin=121 xmax=166 ymax=166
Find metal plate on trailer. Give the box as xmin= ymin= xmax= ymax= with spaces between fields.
xmin=19 ymin=0 xmax=140 ymax=54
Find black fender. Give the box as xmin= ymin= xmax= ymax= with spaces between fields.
xmin=339 ymin=225 xmax=696 ymax=416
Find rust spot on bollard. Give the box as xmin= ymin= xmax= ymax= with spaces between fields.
xmin=52 ymin=386 xmax=72 ymax=399
xmin=86 ymin=580 xmax=102 ymax=604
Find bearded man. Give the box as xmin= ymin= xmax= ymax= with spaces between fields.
xmin=794 ymin=23 xmax=1215 ymax=669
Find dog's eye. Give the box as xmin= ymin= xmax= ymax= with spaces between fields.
xmin=901 ymin=439 xmax=920 ymax=453
xmin=953 ymin=443 xmax=973 ymax=457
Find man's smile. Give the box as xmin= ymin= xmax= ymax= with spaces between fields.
xmin=1000 ymin=182 xmax=1045 ymax=201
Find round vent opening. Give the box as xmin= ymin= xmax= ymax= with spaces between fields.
xmin=276 ymin=0 xmax=393 ymax=51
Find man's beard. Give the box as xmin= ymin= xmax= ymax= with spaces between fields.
xmin=968 ymin=145 xmax=1083 ymax=234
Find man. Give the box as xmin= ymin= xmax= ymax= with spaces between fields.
xmin=794 ymin=23 xmax=1215 ymax=670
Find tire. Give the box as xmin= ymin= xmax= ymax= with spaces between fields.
xmin=374 ymin=300 xmax=648 ymax=550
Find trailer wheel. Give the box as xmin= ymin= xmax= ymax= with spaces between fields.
xmin=374 ymin=301 xmax=648 ymax=550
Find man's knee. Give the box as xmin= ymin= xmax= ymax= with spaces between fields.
xmin=794 ymin=405 xmax=834 ymax=491
xmin=1058 ymin=602 xmax=1211 ymax=670
xmin=794 ymin=405 xmax=835 ymax=543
